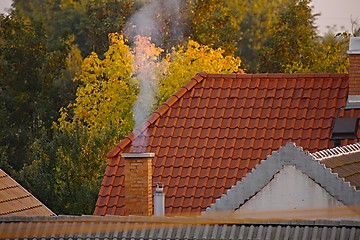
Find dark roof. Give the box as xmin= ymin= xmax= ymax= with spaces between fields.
xmin=312 ymin=142 xmax=360 ymax=190
xmin=207 ymin=142 xmax=360 ymax=213
xmin=95 ymin=73 xmax=360 ymax=216
xmin=1 ymin=215 xmax=360 ymax=239
xmin=0 ymin=169 xmax=55 ymax=216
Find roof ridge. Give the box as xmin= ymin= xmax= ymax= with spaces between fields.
xmin=107 ymin=72 xmax=208 ymax=158
xmin=206 ymin=142 xmax=360 ymax=213
xmin=311 ymin=142 xmax=360 ymax=160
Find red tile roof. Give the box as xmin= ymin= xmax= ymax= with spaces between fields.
xmin=94 ymin=73 xmax=360 ymax=216
xmin=0 ymin=169 xmax=55 ymax=216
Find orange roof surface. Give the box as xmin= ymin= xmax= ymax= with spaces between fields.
xmin=0 ymin=169 xmax=55 ymax=216
xmin=94 ymin=73 xmax=360 ymax=216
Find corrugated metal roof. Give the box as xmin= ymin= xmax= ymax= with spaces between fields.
xmin=1 ymin=215 xmax=360 ymax=239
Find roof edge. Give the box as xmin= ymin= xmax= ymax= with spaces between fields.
xmin=2 ymin=215 xmax=360 ymax=227
xmin=106 ymin=72 xmax=208 ymax=158
xmin=311 ymin=142 xmax=360 ymax=160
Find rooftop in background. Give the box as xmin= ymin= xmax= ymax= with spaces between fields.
xmin=312 ymin=142 xmax=360 ymax=190
xmin=0 ymin=169 xmax=55 ymax=217
xmin=95 ymin=72 xmax=360 ymax=216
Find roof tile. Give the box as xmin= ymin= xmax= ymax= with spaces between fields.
xmin=95 ymin=73 xmax=359 ymax=216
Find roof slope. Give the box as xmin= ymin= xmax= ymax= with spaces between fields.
xmin=312 ymin=142 xmax=360 ymax=190
xmin=2 ymin=216 xmax=360 ymax=239
xmin=206 ymin=142 xmax=360 ymax=213
xmin=0 ymin=169 xmax=55 ymax=216
xmin=95 ymin=73 xmax=360 ymax=216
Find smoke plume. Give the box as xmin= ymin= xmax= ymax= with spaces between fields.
xmin=124 ymin=0 xmax=182 ymax=150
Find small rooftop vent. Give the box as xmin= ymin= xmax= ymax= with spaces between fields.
xmin=331 ymin=117 xmax=358 ymax=140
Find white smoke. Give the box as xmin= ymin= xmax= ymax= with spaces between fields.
xmin=124 ymin=0 xmax=182 ymax=150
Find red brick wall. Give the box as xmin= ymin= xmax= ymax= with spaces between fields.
xmin=124 ymin=157 xmax=153 ymax=216
xmin=349 ymin=54 xmax=360 ymax=95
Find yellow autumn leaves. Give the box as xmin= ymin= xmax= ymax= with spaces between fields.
xmin=59 ymin=33 xmax=244 ymax=137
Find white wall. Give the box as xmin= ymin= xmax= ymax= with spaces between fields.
xmin=235 ymin=165 xmax=356 ymax=219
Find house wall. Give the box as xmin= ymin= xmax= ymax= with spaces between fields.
xmin=235 ymin=165 xmax=356 ymax=219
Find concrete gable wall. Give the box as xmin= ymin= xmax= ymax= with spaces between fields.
xmin=236 ymin=165 xmax=345 ymax=214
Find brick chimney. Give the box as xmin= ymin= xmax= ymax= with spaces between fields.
xmin=121 ymin=152 xmax=154 ymax=216
xmin=346 ymin=37 xmax=360 ymax=108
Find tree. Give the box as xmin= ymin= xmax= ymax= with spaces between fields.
xmin=20 ymin=125 xmax=110 ymax=215
xmin=259 ymin=0 xmax=318 ymax=73
xmin=80 ymin=0 xmax=137 ymax=57
xmin=21 ymin=33 xmax=135 ymax=214
xmin=184 ymin=0 xmax=246 ymax=55
xmin=13 ymin=0 xmax=137 ymax=57
xmin=298 ymin=33 xmax=349 ymax=73
xmin=59 ymin=33 xmax=135 ymax=137
xmin=237 ymin=0 xmax=293 ymax=72
xmin=0 ymin=13 xmax=76 ymax=171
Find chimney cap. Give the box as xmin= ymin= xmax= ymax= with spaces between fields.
xmin=121 ymin=152 xmax=155 ymax=158
xmin=155 ymin=182 xmax=164 ymax=193
xmin=348 ymin=37 xmax=360 ymax=54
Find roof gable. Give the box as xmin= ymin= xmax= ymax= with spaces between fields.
xmin=206 ymin=143 xmax=360 ymax=213
xmin=0 ymin=169 xmax=55 ymax=216
xmin=237 ymin=165 xmax=348 ymax=214
xmin=95 ymin=73 xmax=360 ymax=216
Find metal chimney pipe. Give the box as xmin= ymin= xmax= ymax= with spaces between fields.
xmin=154 ymin=182 xmax=165 ymax=216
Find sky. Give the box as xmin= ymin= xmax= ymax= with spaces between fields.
xmin=0 ymin=0 xmax=359 ymax=36
xmin=311 ymin=0 xmax=360 ymax=35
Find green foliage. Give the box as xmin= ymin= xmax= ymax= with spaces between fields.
xmin=258 ymin=0 xmax=349 ymax=74
xmin=80 ymin=0 xmax=136 ymax=56
xmin=0 ymin=14 xmax=75 ymax=171
xmin=238 ymin=0 xmax=293 ymax=72
xmin=186 ymin=0 xmax=245 ymax=54
xmin=13 ymin=0 xmax=137 ymax=57
xmin=259 ymin=0 xmax=318 ymax=73
xmin=20 ymin=125 xmax=110 ymax=215
xmin=288 ymin=34 xmax=349 ymax=73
